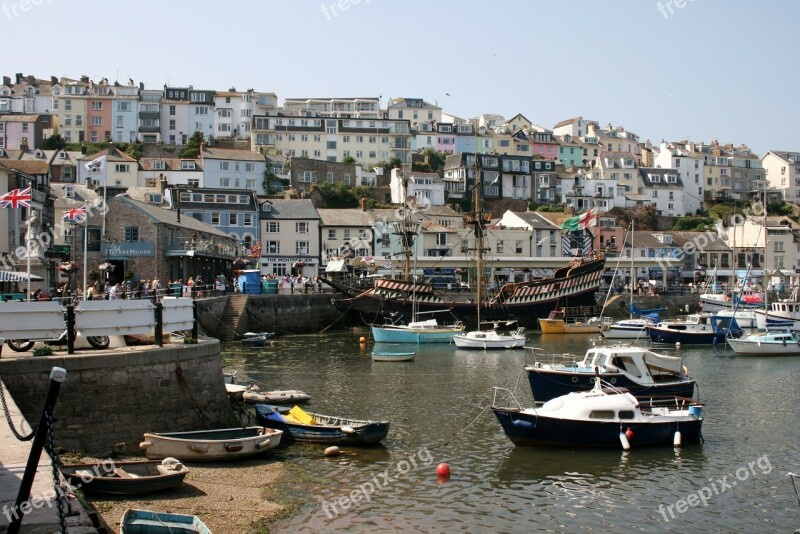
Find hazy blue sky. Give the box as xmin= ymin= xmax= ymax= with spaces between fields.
xmin=3 ymin=0 xmax=797 ymax=154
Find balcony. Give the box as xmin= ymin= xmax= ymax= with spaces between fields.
xmin=139 ymin=126 xmax=160 ymax=133
xmin=139 ymin=111 xmax=160 ymax=120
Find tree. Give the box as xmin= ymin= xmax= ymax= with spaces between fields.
xmin=414 ymin=147 xmax=447 ymax=174
xmin=671 ymin=216 xmax=714 ymax=231
xmin=179 ymin=131 xmax=205 ymax=158
xmin=125 ymin=141 xmax=143 ymax=160
xmin=43 ymin=134 xmax=66 ymax=150
xmin=342 ymin=156 xmax=356 ymax=165
xmin=315 ymin=182 xmax=359 ymax=208
xmin=262 ymin=167 xmax=285 ymax=194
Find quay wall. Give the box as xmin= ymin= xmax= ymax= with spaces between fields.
xmin=0 ymin=339 xmax=237 ymax=455
xmin=197 ymin=293 xmax=352 ymax=338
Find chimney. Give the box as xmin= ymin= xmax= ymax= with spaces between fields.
xmin=361 ymin=196 xmax=367 ymax=211
xmin=2 ymin=76 xmax=9 ymax=87
xmin=15 ymin=73 xmax=23 ymax=84
xmin=26 ymin=75 xmax=35 ymax=86
xmin=139 ymin=82 xmax=144 ymax=91
xmin=50 ymin=76 xmax=58 ymax=85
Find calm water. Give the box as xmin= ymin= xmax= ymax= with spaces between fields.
xmin=222 ymin=332 xmax=800 ymax=533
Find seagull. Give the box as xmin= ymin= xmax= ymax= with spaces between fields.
xmin=446 ymin=93 xmax=450 ymax=96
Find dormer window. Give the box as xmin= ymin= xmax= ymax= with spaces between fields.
xmin=261 ymin=202 xmax=272 ymax=212
xmin=152 ymin=160 xmax=165 ymax=170
xmin=650 ymin=174 xmax=661 ymax=183
xmin=59 ymin=151 xmax=67 ymax=159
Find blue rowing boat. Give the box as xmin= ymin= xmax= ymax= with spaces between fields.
xmin=254 ymin=404 xmax=390 ymax=445
xmin=121 ymin=509 xmax=211 ymax=533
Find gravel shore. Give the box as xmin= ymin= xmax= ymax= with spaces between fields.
xmin=74 ymin=455 xmax=297 ymax=533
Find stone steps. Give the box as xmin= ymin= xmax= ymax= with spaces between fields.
xmin=220 ymin=295 xmax=248 ymax=340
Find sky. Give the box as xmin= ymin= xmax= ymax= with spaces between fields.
xmin=3 ymin=0 xmax=798 ymax=154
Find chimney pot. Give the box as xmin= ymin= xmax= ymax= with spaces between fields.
xmin=361 ymin=197 xmax=367 ymax=211
xmin=26 ymin=75 xmax=35 ymax=86
xmin=51 ymin=76 xmax=58 ymax=85
xmin=2 ymin=76 xmax=9 ymax=87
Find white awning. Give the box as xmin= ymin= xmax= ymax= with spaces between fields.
xmin=325 ymin=260 xmax=348 ymax=273
xmin=0 ymin=271 xmax=43 ymax=282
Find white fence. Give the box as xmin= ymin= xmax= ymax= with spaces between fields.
xmin=0 ymin=298 xmax=195 ymax=341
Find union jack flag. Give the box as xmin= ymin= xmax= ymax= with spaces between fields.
xmin=0 ymin=187 xmax=32 ymax=209
xmin=63 ymin=205 xmax=88 ymax=221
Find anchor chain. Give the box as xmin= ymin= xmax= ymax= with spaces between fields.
xmin=0 ymin=376 xmax=36 ymax=441
xmin=45 ymin=411 xmax=68 ymax=534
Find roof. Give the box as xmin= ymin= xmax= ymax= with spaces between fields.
xmin=201 ymin=147 xmax=265 ymax=162
xmin=260 ymin=199 xmax=319 ymax=220
xmin=116 ymin=196 xmax=233 ymax=238
xmin=0 ymin=160 xmax=49 ymax=174
xmin=139 ymin=158 xmax=203 ymax=171
xmin=0 ymin=114 xmax=45 ymax=122
xmin=625 ymin=231 xmax=678 ymax=249
xmin=670 ymin=231 xmax=731 ymax=251
xmin=639 ymin=167 xmax=684 ymax=188
xmin=317 ymin=208 xmax=373 ymax=227
xmin=422 ymin=220 xmax=457 ymax=233
xmin=533 ymin=211 xmax=570 ymax=227
xmin=76 ymin=147 xmax=136 ymax=163
xmin=553 ymin=117 xmax=582 ymax=128
xmin=501 ymin=211 xmax=560 ymax=230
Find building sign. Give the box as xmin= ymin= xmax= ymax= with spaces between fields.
xmin=262 ymin=257 xmax=318 ymax=264
xmin=103 ymin=241 xmax=155 ymax=257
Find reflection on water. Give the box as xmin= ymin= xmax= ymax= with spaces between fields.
xmin=224 ymin=332 xmax=800 ymax=533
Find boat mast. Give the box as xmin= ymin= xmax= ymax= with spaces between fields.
xmin=464 ymin=154 xmax=491 ymax=327
xmin=629 ymin=220 xmax=634 ymax=319
xmin=394 ymin=170 xmax=418 ymax=281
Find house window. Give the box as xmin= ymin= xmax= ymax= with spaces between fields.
xmin=296 ymin=241 xmax=309 ymax=255
xmin=91 ymin=116 xmax=102 ymax=125
xmin=497 ymin=241 xmax=504 ymax=253
xmin=516 ymin=241 xmax=523 ymax=254
xmin=169 ymin=105 xmax=175 ymax=116
xmin=124 ymin=226 xmax=139 ymax=242
xmin=436 ymin=233 xmax=447 ymax=246
xmin=774 ymin=241 xmax=784 ymax=252
xmin=115 ymin=164 xmax=129 ymax=172
xmin=296 ymin=222 xmax=309 ymax=233
xmin=242 ymin=214 xmax=253 ymax=226
xmin=266 ymin=222 xmax=280 ymax=233
xmin=211 ymin=213 xmax=220 ymax=225
xmin=220 ymin=178 xmax=230 ymax=187
xmin=188 ymin=178 xmax=200 ymax=187
xmin=91 ymin=101 xmax=103 ymax=110
xmin=327 ymin=172 xmax=334 ymax=184
xmin=328 ymin=229 xmax=336 ymax=240
xmin=220 ymin=162 xmax=230 ymax=171
xmin=267 ymin=241 xmax=280 ymax=254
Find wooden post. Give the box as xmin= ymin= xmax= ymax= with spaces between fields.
xmin=66 ymin=304 xmax=75 ymax=355
xmin=154 ymin=301 xmax=163 ymax=347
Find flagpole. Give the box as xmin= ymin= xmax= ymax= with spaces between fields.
xmin=25 ymin=210 xmax=33 ymax=301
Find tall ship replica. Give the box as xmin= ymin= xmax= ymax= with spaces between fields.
xmin=325 ymin=162 xmax=605 ymax=330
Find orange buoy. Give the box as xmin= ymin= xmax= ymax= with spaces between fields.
xmin=359 ymin=336 xmax=367 ymax=344
xmin=436 ymin=463 xmax=450 ymax=476
xmin=625 ymin=428 xmax=634 ymax=440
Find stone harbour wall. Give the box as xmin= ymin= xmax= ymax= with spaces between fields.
xmin=0 ymin=339 xmax=238 ymax=455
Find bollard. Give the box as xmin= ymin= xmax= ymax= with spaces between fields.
xmin=66 ymin=304 xmax=75 ymax=355
xmin=154 ymin=302 xmax=164 ymax=347
xmin=192 ymin=300 xmax=199 ymax=341
xmin=8 ymin=367 xmax=67 ymax=534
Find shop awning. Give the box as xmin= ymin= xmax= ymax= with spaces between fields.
xmin=0 ymin=271 xmax=43 ymax=282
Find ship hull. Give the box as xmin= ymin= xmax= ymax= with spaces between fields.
xmin=331 ymin=256 xmax=605 ymax=330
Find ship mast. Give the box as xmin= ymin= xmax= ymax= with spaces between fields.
xmin=464 ymin=154 xmax=492 ymax=327
xmin=393 ymin=170 xmax=420 ymax=281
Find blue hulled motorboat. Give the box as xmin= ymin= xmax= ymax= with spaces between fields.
xmin=491 ymin=381 xmax=704 ymax=448
xmin=525 ymin=345 xmax=696 ymax=403
xmin=254 ymin=404 xmax=390 ymax=445
xmin=647 ymin=313 xmax=741 ymax=345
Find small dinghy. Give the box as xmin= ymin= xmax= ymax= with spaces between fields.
xmin=255 ymin=404 xmax=389 ymax=445
xmin=61 ymin=459 xmax=188 ymax=495
xmin=121 ymin=509 xmax=211 ymax=534
xmin=224 ymin=382 xmax=248 ymax=401
xmin=240 ymin=331 xmax=275 ymax=346
xmin=140 ymin=427 xmax=283 ymax=461
xmin=242 ymin=388 xmax=311 ymax=404
xmin=371 ymin=351 xmax=416 ymax=362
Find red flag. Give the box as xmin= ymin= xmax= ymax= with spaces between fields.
xmin=0 ymin=187 xmax=32 ymax=209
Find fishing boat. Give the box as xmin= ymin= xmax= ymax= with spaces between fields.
xmin=139 ymin=427 xmax=283 ymax=461
xmin=453 ymin=326 xmax=527 ymax=349
xmin=254 ymin=404 xmax=390 ymax=445
xmin=525 ymin=345 xmax=696 ymax=402
xmin=61 ymin=459 xmax=188 ymax=495
xmin=712 ymin=309 xmax=758 ymax=330
xmin=726 ymin=329 xmax=800 ymax=355
xmin=371 ymin=350 xmax=416 ymax=362
xmin=371 ymin=315 xmax=464 ymax=344
xmin=754 ymin=288 xmax=800 ymax=331
xmin=538 ymin=308 xmax=606 ymax=334
xmin=491 ymin=379 xmax=704 ymax=448
xmin=647 ymin=313 xmax=741 ymax=345
xmin=120 ymin=509 xmax=211 ymax=534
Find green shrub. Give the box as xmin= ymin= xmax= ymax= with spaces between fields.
xmin=33 ymin=346 xmax=53 ymax=357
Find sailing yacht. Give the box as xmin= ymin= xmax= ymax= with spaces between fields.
xmin=603 ymin=222 xmax=657 ymax=340
xmin=452 ymin=158 xmax=526 ymax=350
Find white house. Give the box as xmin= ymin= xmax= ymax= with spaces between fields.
xmin=390 ymin=169 xmax=445 ymax=206
xmin=761 ymin=150 xmax=800 ymax=201
xmin=655 ymin=141 xmax=704 ymax=214
xmin=200 ymin=147 xmax=266 ymax=194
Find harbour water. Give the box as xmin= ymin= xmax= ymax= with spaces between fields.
xmin=222 ymin=332 xmax=800 ymax=533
